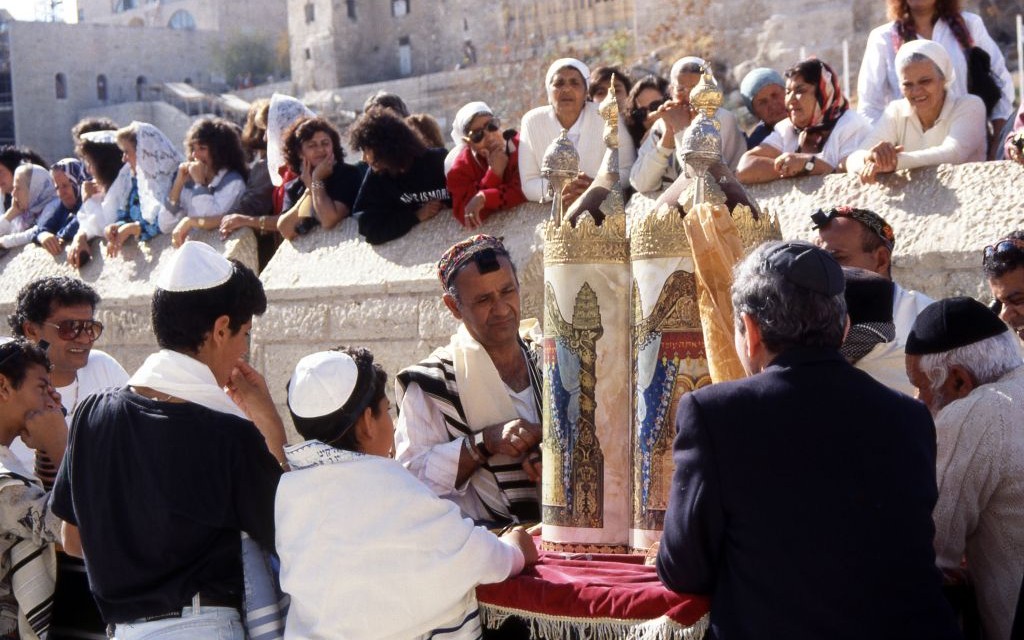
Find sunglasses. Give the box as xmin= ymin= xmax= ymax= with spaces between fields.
xmin=464 ymin=118 xmax=501 ymax=144
xmin=983 ymin=238 xmax=1024 ymax=261
xmin=631 ymin=99 xmax=666 ymax=118
xmin=44 ymin=319 xmax=104 ymax=341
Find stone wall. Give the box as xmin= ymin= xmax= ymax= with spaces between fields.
xmin=0 ymin=232 xmax=259 ymax=378
xmin=78 ymin=101 xmax=197 ymax=156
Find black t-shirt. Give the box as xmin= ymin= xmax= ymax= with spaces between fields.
xmin=283 ymin=160 xmax=363 ymax=212
xmin=353 ymin=147 xmax=451 ymax=245
xmin=51 ymin=388 xmax=282 ymax=623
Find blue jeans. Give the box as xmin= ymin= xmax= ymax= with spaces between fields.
xmin=114 ymin=606 xmax=244 ymax=640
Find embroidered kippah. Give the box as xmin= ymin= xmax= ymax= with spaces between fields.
xmin=810 ymin=206 xmax=895 ymax=251
xmin=905 ymin=296 xmax=1008 ymax=355
xmin=437 ymin=234 xmax=510 ymax=290
xmin=762 ymin=242 xmax=845 ymax=296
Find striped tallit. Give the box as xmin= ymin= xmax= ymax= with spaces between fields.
xmin=397 ymin=323 xmax=542 ymax=525
xmin=0 ymin=468 xmax=56 ymax=640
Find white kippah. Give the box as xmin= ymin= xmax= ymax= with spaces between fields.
xmin=80 ymin=130 xmax=119 ymax=145
xmin=288 ymin=351 xmax=359 ymax=419
xmin=155 ymin=241 xmax=233 ymax=292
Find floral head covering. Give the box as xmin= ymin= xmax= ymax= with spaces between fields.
xmin=810 ymin=206 xmax=895 ymax=251
xmin=800 ymin=58 xmax=848 ymax=132
xmin=131 ymin=121 xmax=183 ymax=225
xmin=437 ymin=234 xmax=510 ymax=290
xmin=50 ymin=158 xmax=90 ymax=209
xmin=267 ymin=93 xmax=315 ymax=187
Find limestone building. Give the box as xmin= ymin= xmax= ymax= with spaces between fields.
xmin=75 ymin=0 xmax=286 ymax=36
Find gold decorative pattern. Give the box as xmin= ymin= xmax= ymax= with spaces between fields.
xmin=733 ymin=205 xmax=783 ymax=250
xmin=629 ymin=203 xmax=693 ymax=260
xmin=544 ymin=212 xmax=628 ymax=265
xmin=540 ymin=540 xmax=628 ymax=554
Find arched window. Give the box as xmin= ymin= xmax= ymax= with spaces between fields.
xmin=114 ymin=0 xmax=138 ymax=12
xmin=96 ymin=75 xmax=108 ymax=101
xmin=168 ymin=10 xmax=196 ymax=30
xmin=55 ymin=73 xmax=67 ymax=100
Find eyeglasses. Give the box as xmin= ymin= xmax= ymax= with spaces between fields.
xmin=464 ymin=118 xmax=501 ymax=144
xmin=983 ymin=239 xmax=1024 ymax=261
xmin=43 ymin=319 xmax=104 ymax=341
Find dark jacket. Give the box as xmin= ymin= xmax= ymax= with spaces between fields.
xmin=353 ymin=147 xmax=450 ymax=245
xmin=656 ymin=347 xmax=962 ymax=640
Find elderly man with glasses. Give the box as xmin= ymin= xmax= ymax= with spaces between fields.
xmin=7 ymin=275 xmax=127 ymax=640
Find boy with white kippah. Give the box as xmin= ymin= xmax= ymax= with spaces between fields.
xmin=52 ymin=241 xmax=286 ymax=639
xmin=278 ymin=346 xmax=537 ymax=640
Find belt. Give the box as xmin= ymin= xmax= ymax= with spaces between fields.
xmin=123 ymin=592 xmax=242 ymax=625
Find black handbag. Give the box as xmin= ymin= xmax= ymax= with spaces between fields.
xmin=965 ymin=46 xmax=1003 ymax=118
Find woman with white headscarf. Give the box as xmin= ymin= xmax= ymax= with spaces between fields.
xmin=445 ymin=101 xmax=525 ymax=229
xmin=0 ymin=164 xmax=60 ymax=250
xmin=103 ymin=121 xmax=182 ymax=257
xmin=848 ymin=39 xmax=986 ymax=184
xmin=517 ymin=58 xmax=635 ymax=205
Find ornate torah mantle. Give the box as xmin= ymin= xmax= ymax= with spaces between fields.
xmin=541 ymin=213 xmax=631 ymax=553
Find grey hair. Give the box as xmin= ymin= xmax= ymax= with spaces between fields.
xmin=731 ymin=240 xmax=848 ymax=353
xmin=919 ymin=330 xmax=1022 ymax=397
xmin=897 ymin=52 xmax=945 ymax=82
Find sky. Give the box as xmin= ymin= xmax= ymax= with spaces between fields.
xmin=0 ymin=0 xmax=78 ymax=22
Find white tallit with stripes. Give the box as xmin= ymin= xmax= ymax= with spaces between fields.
xmin=0 ymin=451 xmax=56 ymax=640
xmin=397 ymin=321 xmax=542 ymax=525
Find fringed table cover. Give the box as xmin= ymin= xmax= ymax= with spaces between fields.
xmin=477 ymin=550 xmax=709 ymax=640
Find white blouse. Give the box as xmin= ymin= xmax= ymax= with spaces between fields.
xmin=857 ymin=12 xmax=1014 ymax=124
xmin=761 ymin=109 xmax=871 ymax=170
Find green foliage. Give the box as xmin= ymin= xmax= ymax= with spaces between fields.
xmin=218 ymin=33 xmax=288 ymax=83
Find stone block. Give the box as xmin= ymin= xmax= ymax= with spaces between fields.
xmin=255 ymin=301 xmax=333 ymax=343
xmin=418 ymin=297 xmax=459 ymax=342
xmin=329 ymin=296 xmax=422 ymax=341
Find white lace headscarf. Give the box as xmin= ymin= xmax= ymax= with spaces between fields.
xmin=267 ymin=93 xmax=315 ymax=187
xmin=444 ymin=101 xmax=493 ymax=173
xmin=131 ymin=121 xmax=183 ymax=225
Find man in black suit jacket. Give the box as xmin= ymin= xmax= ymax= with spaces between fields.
xmin=656 ymin=241 xmax=962 ymax=640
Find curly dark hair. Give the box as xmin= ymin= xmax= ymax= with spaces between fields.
xmin=348 ymin=108 xmax=426 ymax=174
xmin=406 ymin=113 xmax=446 ymax=148
xmin=363 ymin=91 xmax=410 ymax=118
xmin=624 ymin=74 xmax=669 ymax=148
xmin=0 ymin=339 xmax=50 ymax=390
xmin=71 ymin=117 xmax=118 ymax=142
xmin=186 ymin=117 xmax=249 ymax=180
xmin=0 ymin=146 xmax=47 ymax=176
xmin=588 ymin=66 xmax=633 ymax=101
xmin=288 ymin=346 xmax=388 ymax=451
xmin=241 ymin=98 xmax=270 ymax=156
xmin=983 ymin=230 xmax=1024 ymax=279
xmin=9 ymin=276 xmax=101 ymax=337
xmin=282 ymin=116 xmax=346 ymax=174
xmin=75 ymin=137 xmax=125 ymax=189
xmin=152 ymin=260 xmax=266 ymax=355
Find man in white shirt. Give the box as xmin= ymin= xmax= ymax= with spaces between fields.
xmin=6 ymin=276 xmax=127 ymax=639
xmin=905 ymin=297 xmax=1024 ymax=640
xmin=396 ymin=235 xmax=542 ymax=526
xmin=811 ymin=206 xmax=932 ymax=348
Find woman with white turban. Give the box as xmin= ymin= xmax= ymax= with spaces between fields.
xmin=847 ymin=39 xmax=986 ymax=184
xmin=518 ymin=58 xmax=635 ymax=206
xmin=445 ymin=101 xmax=525 ymax=229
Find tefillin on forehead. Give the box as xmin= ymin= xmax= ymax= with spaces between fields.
xmin=472 ymin=248 xmax=501 ymax=276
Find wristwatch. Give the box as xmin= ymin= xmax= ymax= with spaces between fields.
xmin=801 ymin=157 xmax=816 ymax=175
xmin=473 ymin=431 xmax=492 ymax=458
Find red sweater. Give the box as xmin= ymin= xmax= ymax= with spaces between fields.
xmin=446 ymin=132 xmax=526 ymax=226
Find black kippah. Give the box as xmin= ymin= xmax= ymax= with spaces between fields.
xmin=762 ymin=242 xmax=844 ymax=296
xmin=842 ymin=267 xmax=894 ymax=324
xmin=905 ymin=296 xmax=1008 ymax=356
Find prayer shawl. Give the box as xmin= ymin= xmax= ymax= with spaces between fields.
xmin=127 ymin=350 xmax=287 ymax=640
xmin=0 ymin=455 xmax=55 ymax=640
xmin=397 ymin=322 xmax=543 ymax=525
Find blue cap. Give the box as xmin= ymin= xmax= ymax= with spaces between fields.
xmin=739 ymin=68 xmax=785 ymax=111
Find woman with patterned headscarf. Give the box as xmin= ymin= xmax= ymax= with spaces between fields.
xmin=0 ymin=164 xmax=60 ymax=250
xmin=33 ymin=158 xmax=90 ymax=255
xmin=858 ymin=0 xmax=1012 ymax=158
xmin=736 ymin=58 xmax=870 ymax=185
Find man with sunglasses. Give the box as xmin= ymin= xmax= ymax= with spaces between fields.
xmin=7 ymin=276 xmax=126 ymax=640
xmin=984 ymin=231 xmax=1024 ymax=344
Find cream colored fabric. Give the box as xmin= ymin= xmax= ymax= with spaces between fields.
xmin=933 ymin=365 xmax=1024 ymax=640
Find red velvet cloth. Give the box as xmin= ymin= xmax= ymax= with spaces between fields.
xmin=476 ymin=550 xmax=710 ymax=628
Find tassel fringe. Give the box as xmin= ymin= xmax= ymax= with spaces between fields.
xmin=479 ymin=604 xmax=709 ymax=640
